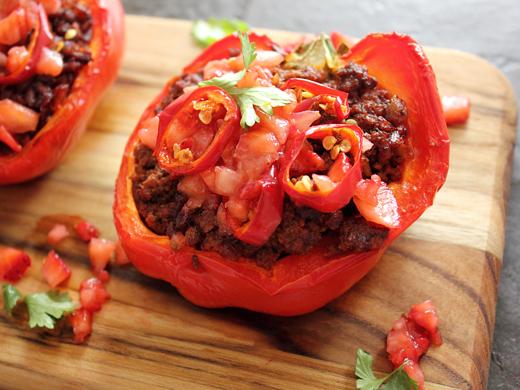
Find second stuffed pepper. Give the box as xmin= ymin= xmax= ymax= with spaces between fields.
xmin=0 ymin=0 xmax=124 ymax=184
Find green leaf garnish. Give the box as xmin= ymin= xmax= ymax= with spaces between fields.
xmin=239 ymin=31 xmax=256 ymax=69
xmin=355 ymin=349 xmax=418 ymax=390
xmin=200 ymin=32 xmax=293 ymax=128
xmin=3 ymin=284 xmax=22 ymax=316
xmin=285 ymin=33 xmax=339 ymax=70
xmin=25 ymin=291 xmax=76 ymax=329
xmin=192 ymin=18 xmax=249 ymax=48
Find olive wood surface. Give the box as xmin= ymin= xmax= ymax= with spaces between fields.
xmin=0 ymin=16 xmax=517 ymax=390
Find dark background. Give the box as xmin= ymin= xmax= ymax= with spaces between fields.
xmin=122 ymin=1 xmax=520 ymax=388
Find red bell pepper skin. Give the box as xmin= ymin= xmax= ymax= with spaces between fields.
xmin=155 ymin=86 xmax=240 ymax=177
xmin=282 ymin=78 xmax=350 ymax=120
xmin=183 ymin=32 xmax=278 ymax=74
xmin=330 ymin=31 xmax=357 ymax=51
xmin=0 ymin=3 xmax=52 ymax=85
xmin=281 ymin=124 xmax=362 ymax=213
xmin=114 ymin=32 xmax=449 ymax=316
xmin=0 ymin=0 xmax=125 ymax=185
xmin=442 ymin=95 xmax=470 ymax=125
xmin=231 ymin=165 xmax=284 ymax=246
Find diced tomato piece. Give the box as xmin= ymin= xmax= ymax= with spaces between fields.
xmin=74 ymin=220 xmax=100 ymax=242
xmin=354 ymin=175 xmax=400 ymax=229
xmin=442 ymin=95 xmax=470 ymax=125
xmin=0 ymin=98 xmax=39 ymax=134
xmin=41 ymin=250 xmax=71 ymax=288
xmin=88 ymin=238 xmax=116 ymax=273
xmin=0 ymin=246 xmax=31 ymax=282
xmin=408 ymin=300 xmax=442 ymax=346
xmin=386 ymin=300 xmax=442 ymax=390
xmin=0 ymin=8 xmax=30 ymax=46
xmin=69 ymin=308 xmax=93 ymax=344
xmin=79 ymin=277 xmax=110 ymax=312
xmin=35 ymin=47 xmax=63 ymax=77
xmin=96 ymin=269 xmax=110 ymax=283
xmin=0 ymin=124 xmax=22 ymax=152
xmin=114 ymin=240 xmax=130 ymax=266
xmin=137 ymin=116 xmax=159 ymax=149
xmin=47 ymin=223 xmax=70 ymax=245
xmin=6 ymin=45 xmax=29 ymax=73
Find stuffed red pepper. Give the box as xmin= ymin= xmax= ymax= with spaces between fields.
xmin=114 ymin=31 xmax=449 ymax=315
xmin=0 ymin=0 xmax=124 ymax=184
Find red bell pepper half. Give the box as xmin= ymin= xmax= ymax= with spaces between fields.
xmin=282 ymin=78 xmax=350 ymax=120
xmin=183 ymin=32 xmax=278 ymax=74
xmin=155 ymin=86 xmax=240 ymax=177
xmin=281 ymin=124 xmax=362 ymax=213
xmin=0 ymin=0 xmax=125 ymax=185
xmin=114 ymin=32 xmax=449 ymax=316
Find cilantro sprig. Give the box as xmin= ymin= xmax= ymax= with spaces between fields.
xmin=200 ymin=32 xmax=294 ymax=128
xmin=2 ymin=284 xmax=76 ymax=329
xmin=3 ymin=284 xmax=21 ymax=316
xmin=192 ymin=18 xmax=249 ymax=48
xmin=285 ymin=33 xmax=339 ymax=70
xmin=355 ymin=349 xmax=418 ymax=390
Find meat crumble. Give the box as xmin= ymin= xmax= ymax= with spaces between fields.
xmin=0 ymin=1 xmax=93 ymax=156
xmin=132 ymin=60 xmax=410 ymax=269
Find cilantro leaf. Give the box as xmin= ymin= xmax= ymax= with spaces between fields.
xmin=199 ymin=32 xmax=293 ymax=128
xmin=199 ymin=69 xmax=246 ymax=89
xmin=25 ymin=291 xmax=76 ymax=329
xmin=356 ymin=349 xmax=386 ymax=390
xmin=355 ymin=349 xmax=418 ymax=390
xmin=238 ymin=32 xmax=256 ymax=69
xmin=192 ymin=18 xmax=249 ymax=48
xmin=383 ymin=367 xmax=418 ymax=390
xmin=232 ymin=86 xmax=294 ymax=127
xmin=3 ymin=284 xmax=22 ymax=316
xmin=285 ymin=33 xmax=339 ymax=70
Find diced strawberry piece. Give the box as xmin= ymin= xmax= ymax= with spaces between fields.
xmin=47 ymin=223 xmax=70 ymax=246
xmin=79 ymin=277 xmax=110 ymax=312
xmin=114 ymin=240 xmax=130 ymax=265
xmin=88 ymin=238 xmax=116 ymax=273
xmin=41 ymin=250 xmax=71 ymax=288
xmin=74 ymin=220 xmax=100 ymax=242
xmin=69 ymin=308 xmax=93 ymax=344
xmin=0 ymin=246 xmax=31 ymax=282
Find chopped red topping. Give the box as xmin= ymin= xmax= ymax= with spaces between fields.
xmin=0 ymin=246 xmax=31 ymax=282
xmin=442 ymin=95 xmax=470 ymax=125
xmin=88 ymin=237 xmax=116 ymax=274
xmin=114 ymin=240 xmax=130 ymax=265
xmin=74 ymin=220 xmax=100 ymax=242
xmin=41 ymin=250 xmax=71 ymax=288
xmin=47 ymin=223 xmax=70 ymax=245
xmin=69 ymin=308 xmax=93 ymax=344
xmin=79 ymin=277 xmax=110 ymax=312
xmin=386 ymin=300 xmax=442 ymax=390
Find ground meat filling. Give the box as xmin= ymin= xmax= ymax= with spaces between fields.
xmin=132 ymin=61 xmax=410 ymax=268
xmin=0 ymin=1 xmax=93 ymax=156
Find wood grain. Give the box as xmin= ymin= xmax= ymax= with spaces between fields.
xmin=0 ymin=15 xmax=517 ymax=390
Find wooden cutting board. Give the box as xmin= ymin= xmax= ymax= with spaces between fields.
xmin=0 ymin=15 xmax=517 ymax=390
